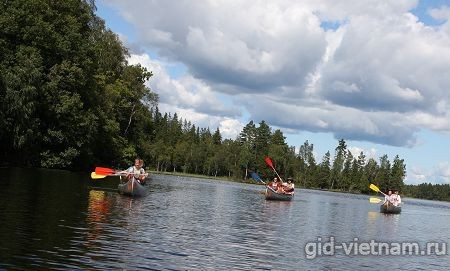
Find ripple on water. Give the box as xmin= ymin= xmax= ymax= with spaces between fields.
xmin=1 ymin=170 xmax=449 ymax=270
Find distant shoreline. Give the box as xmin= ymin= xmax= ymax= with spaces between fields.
xmin=149 ymin=170 xmax=450 ymax=202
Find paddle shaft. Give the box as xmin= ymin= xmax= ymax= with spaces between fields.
xmin=250 ymin=172 xmax=266 ymax=185
xmin=378 ymin=191 xmax=387 ymax=197
xmin=272 ymin=168 xmax=283 ymax=183
xmin=250 ymin=171 xmax=287 ymax=195
xmin=265 ymin=157 xmax=284 ymax=182
xmin=91 ymin=171 xmax=148 ymax=180
xmin=370 ymin=183 xmax=387 ymax=197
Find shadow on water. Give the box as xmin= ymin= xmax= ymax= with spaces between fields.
xmin=0 ymin=167 xmax=90 ymax=269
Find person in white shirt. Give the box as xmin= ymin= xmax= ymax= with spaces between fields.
xmin=125 ymin=158 xmax=147 ymax=184
xmin=392 ymin=190 xmax=402 ymax=206
xmin=384 ymin=190 xmax=393 ymax=204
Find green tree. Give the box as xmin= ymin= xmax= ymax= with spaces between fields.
xmin=212 ymin=127 xmax=222 ymax=145
xmin=239 ymin=121 xmax=257 ymax=178
xmin=271 ymin=129 xmax=286 ymax=145
xmin=331 ymin=139 xmax=347 ymax=190
xmin=365 ymin=158 xmax=379 ymax=188
xmin=0 ymin=0 xmax=100 ymax=167
xmin=375 ymin=154 xmax=391 ymax=191
xmin=298 ymin=140 xmax=316 ymax=187
xmin=390 ymin=155 xmax=406 ymax=190
xmin=0 ymin=0 xmax=158 ymax=169
xmin=356 ymin=151 xmax=369 ymax=193
xmin=317 ymin=151 xmax=331 ymax=189
xmin=341 ymin=150 xmax=354 ymax=190
xmin=255 ymin=120 xmax=271 ymax=158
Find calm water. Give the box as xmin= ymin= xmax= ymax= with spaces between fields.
xmin=0 ymin=168 xmax=449 ymax=270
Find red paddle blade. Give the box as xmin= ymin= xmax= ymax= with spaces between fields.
xmin=265 ymin=157 xmax=274 ymax=169
xmin=95 ymin=167 xmax=116 ymax=175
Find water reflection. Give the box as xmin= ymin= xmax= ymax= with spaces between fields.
xmin=367 ymin=211 xmax=378 ymax=222
xmin=86 ymin=190 xmax=111 ymax=250
xmin=0 ymin=169 xmax=449 ymax=270
xmin=380 ymin=213 xmax=401 ymax=239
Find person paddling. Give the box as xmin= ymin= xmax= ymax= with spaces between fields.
xmin=383 ymin=190 xmax=393 ymax=206
xmin=392 ymin=190 xmax=402 ymax=206
xmin=270 ymin=177 xmax=279 ymax=191
xmin=124 ymin=158 xmax=148 ymax=184
xmin=284 ymin=178 xmax=295 ymax=194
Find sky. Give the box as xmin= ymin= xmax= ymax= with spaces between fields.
xmin=96 ymin=0 xmax=450 ymax=185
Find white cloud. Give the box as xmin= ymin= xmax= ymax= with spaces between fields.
xmin=429 ymin=5 xmax=450 ymax=33
xmin=128 ymin=53 xmax=240 ymax=118
xmin=408 ymin=165 xmax=429 ymax=184
xmin=319 ymin=13 xmax=450 ymax=114
xmin=219 ymin=118 xmax=244 ymax=140
xmin=312 ymin=0 xmax=418 ymax=22
xmin=240 ymin=97 xmax=419 ymax=146
xmin=407 ymin=163 xmax=450 ymax=185
xmin=435 ymin=162 xmax=450 ymax=184
xmin=127 ymin=53 xmax=244 ymax=139
xmin=108 ymin=0 xmax=327 ymax=91
xmin=104 ymin=0 xmax=450 ymax=148
xmin=348 ymin=146 xmax=377 ymax=161
xmin=157 ymin=104 xmax=242 ymax=140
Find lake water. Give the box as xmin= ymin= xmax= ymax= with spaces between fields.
xmin=0 ymin=168 xmax=449 ymax=270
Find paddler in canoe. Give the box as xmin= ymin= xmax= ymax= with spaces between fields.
xmin=392 ymin=190 xmax=402 ymax=206
xmin=283 ymin=177 xmax=295 ymax=195
xmin=268 ymin=177 xmax=295 ymax=196
xmin=369 ymin=184 xmax=402 ymax=214
xmin=380 ymin=189 xmax=402 ymax=214
xmin=116 ymin=158 xmax=149 ymax=197
xmin=121 ymin=158 xmax=148 ymax=184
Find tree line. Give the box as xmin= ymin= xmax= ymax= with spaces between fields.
xmin=145 ymin=117 xmax=407 ymax=195
xmin=1 ymin=0 xmax=157 ymax=168
xmin=403 ymin=183 xmax=450 ymax=202
xmin=1 ymin=0 xmax=448 ymax=201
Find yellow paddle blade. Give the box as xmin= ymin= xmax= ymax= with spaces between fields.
xmin=91 ymin=172 xmax=107 ymax=179
xmin=369 ymin=197 xmax=382 ymax=203
xmin=369 ymin=183 xmax=380 ymax=193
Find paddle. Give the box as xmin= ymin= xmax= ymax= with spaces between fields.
xmin=90 ymin=172 xmax=128 ymax=179
xmin=369 ymin=183 xmax=396 ymax=206
xmin=93 ymin=166 xmax=149 ymax=180
xmin=91 ymin=172 xmax=108 ymax=179
xmin=250 ymin=172 xmax=279 ymax=193
xmin=265 ymin=156 xmax=284 ymax=182
xmin=95 ymin=167 xmax=119 ymax=175
xmin=250 ymin=172 xmax=266 ymax=184
xmin=369 ymin=197 xmax=382 ymax=204
xmin=369 ymin=183 xmax=386 ymax=196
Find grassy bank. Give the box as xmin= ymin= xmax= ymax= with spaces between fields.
xmin=149 ymin=170 xmax=257 ymax=184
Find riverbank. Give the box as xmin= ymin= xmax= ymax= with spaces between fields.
xmin=149 ymin=170 xmax=450 ymax=202
xmin=151 ymin=171 xmax=374 ymax=196
xmin=4 ymin=166 xmax=448 ymax=202
xmin=149 ymin=170 xmax=256 ymax=184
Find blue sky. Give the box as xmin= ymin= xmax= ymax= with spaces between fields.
xmin=96 ymin=0 xmax=450 ymax=185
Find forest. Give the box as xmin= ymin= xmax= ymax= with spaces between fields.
xmin=1 ymin=0 xmax=449 ymax=201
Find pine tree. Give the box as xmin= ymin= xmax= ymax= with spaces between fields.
xmin=331 ymin=139 xmax=347 ymax=189
xmin=390 ymin=155 xmax=406 ymax=191
xmin=317 ymin=151 xmax=331 ymax=189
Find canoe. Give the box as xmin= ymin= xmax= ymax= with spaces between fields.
xmin=265 ymin=187 xmax=294 ymax=201
xmin=118 ymin=178 xmax=148 ymax=197
xmin=380 ymin=202 xmax=401 ymax=214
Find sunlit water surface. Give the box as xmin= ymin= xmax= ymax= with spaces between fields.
xmin=0 ymin=168 xmax=449 ymax=270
